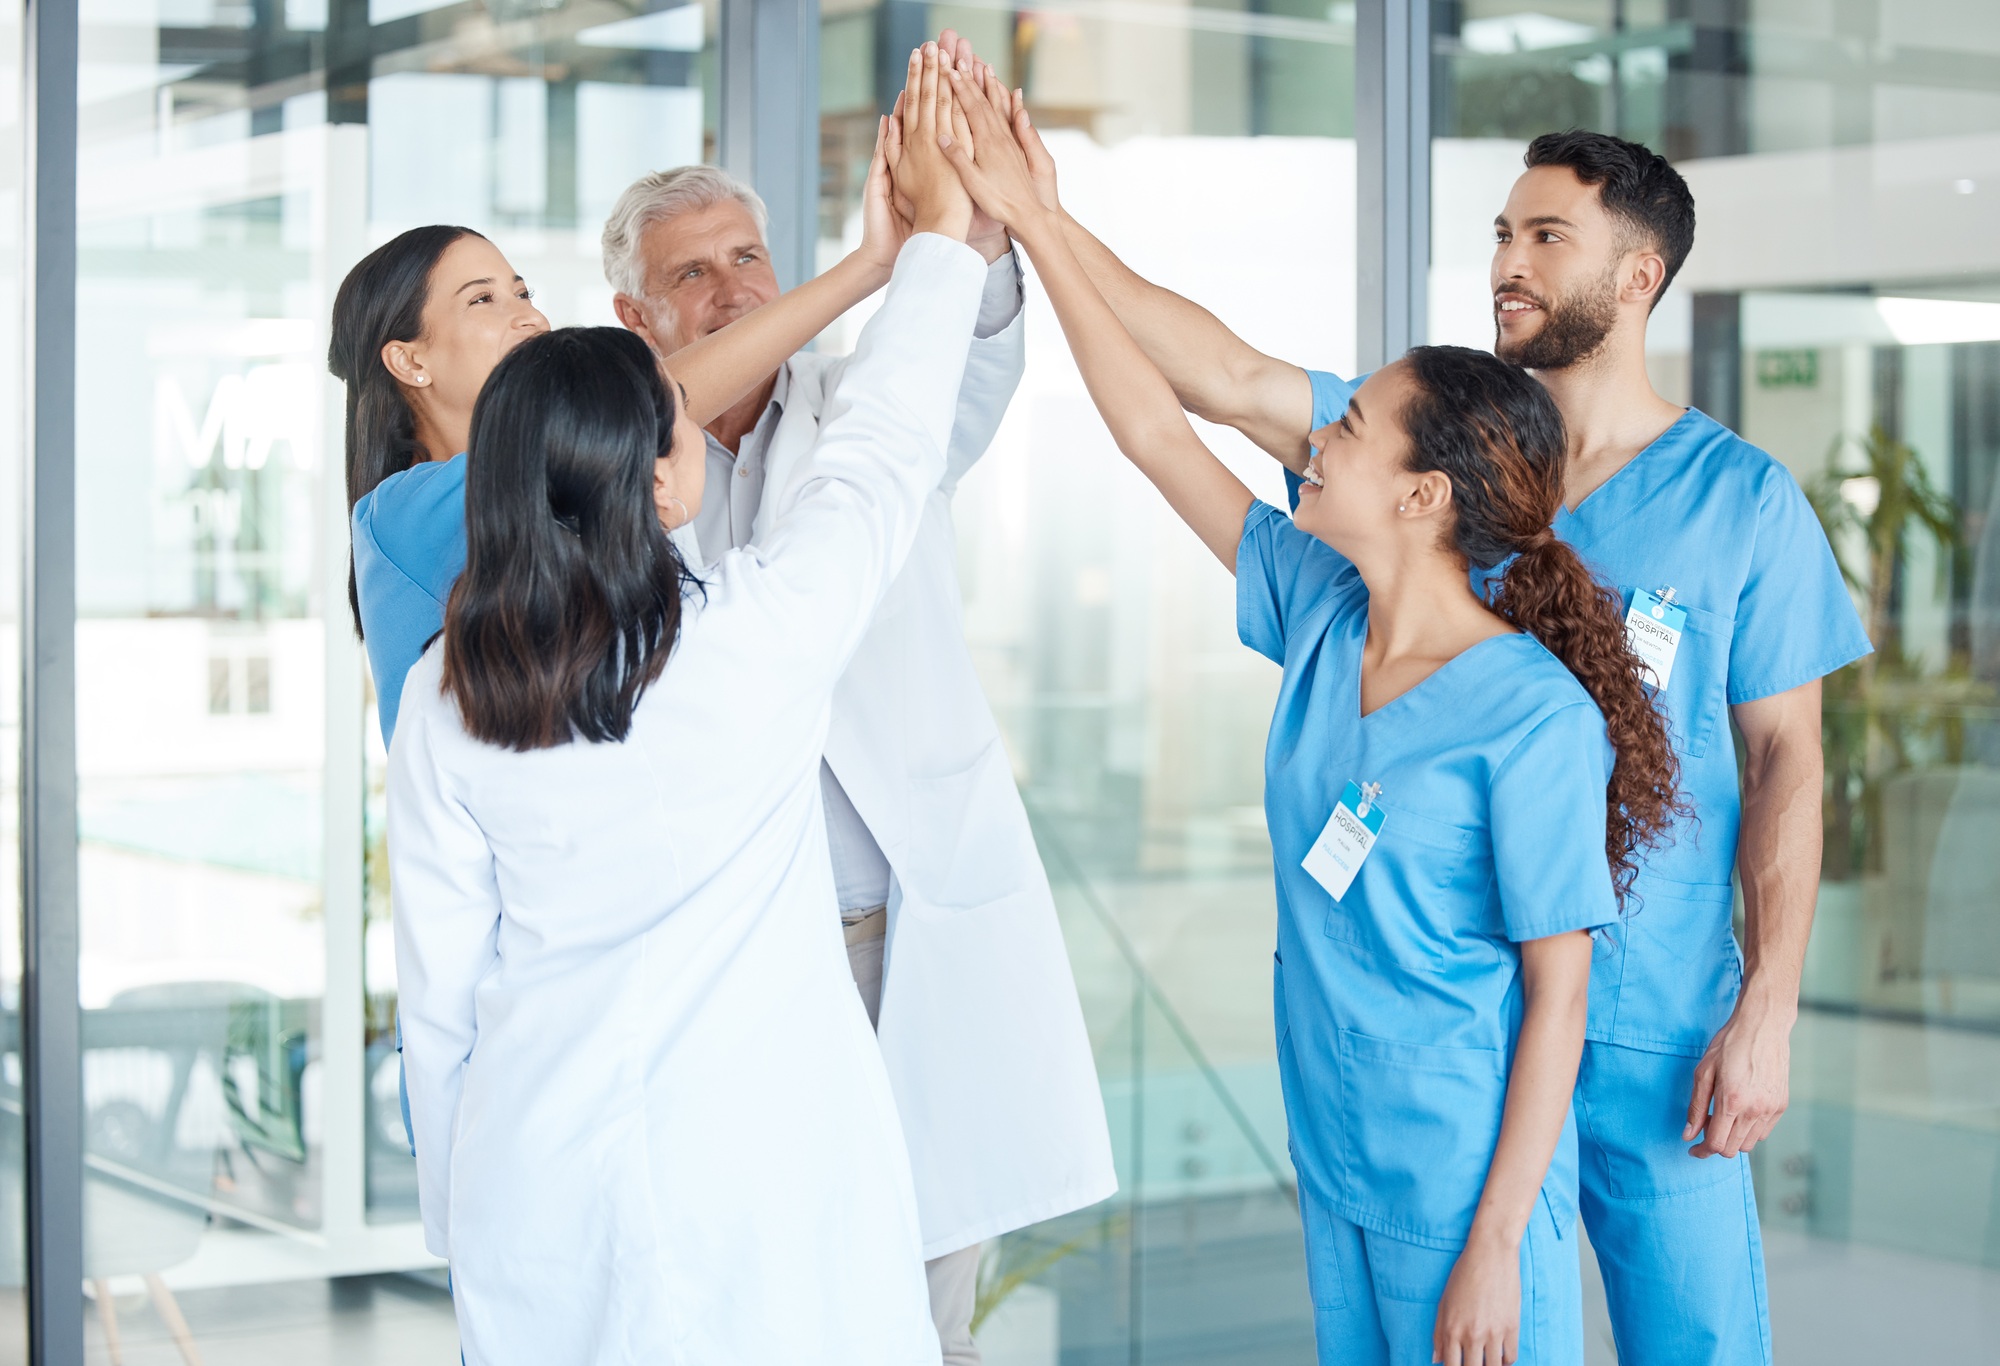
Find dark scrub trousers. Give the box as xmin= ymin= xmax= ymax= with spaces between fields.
xmin=1238 ymin=500 xmax=1619 ymax=1364
xmin=1294 ymin=371 xmax=1872 ymax=1365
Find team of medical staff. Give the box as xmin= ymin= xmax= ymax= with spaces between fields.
xmin=330 ymin=31 xmax=1866 ymax=1366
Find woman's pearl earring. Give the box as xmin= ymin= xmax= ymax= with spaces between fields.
xmin=1398 ymin=502 xmax=1407 ymax=512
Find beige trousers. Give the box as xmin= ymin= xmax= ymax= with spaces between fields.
xmin=845 ymin=909 xmax=983 ymax=1366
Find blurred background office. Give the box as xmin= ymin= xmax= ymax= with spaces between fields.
xmin=0 ymin=0 xmax=1995 ymax=1361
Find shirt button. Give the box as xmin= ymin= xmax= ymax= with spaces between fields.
xmin=738 ymin=467 xmax=748 ymax=477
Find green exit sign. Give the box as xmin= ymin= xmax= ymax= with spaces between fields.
xmin=1755 ymin=349 xmax=1820 ymax=389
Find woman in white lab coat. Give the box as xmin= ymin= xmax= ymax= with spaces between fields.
xmin=388 ymin=75 xmax=984 ymax=1365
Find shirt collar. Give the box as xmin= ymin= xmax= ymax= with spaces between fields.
xmin=703 ymin=361 xmax=791 ymax=463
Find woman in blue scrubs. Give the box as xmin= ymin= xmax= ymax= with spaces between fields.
xmin=938 ymin=74 xmax=1683 ymax=1365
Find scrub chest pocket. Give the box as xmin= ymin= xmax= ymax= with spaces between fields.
xmin=1321 ymin=799 xmax=1478 ymax=975
xmin=1624 ymin=591 xmax=1730 ymax=760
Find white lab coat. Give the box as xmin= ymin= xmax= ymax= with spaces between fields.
xmin=739 ymin=264 xmax=1117 ymax=1259
xmin=387 ymin=235 xmax=986 ymax=1366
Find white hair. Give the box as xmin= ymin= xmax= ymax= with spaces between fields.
xmin=600 ymin=165 xmax=770 ymax=300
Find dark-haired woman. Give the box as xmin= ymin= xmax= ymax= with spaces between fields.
xmin=333 ymin=116 xmax=920 ymax=748
xmin=937 ymin=75 xmax=1679 ymax=1366
xmin=387 ymin=77 xmax=983 ymax=1363
xmin=334 ymin=127 xmax=936 ymax=1194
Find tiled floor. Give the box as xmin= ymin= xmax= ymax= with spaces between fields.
xmin=0 ymin=1217 xmax=1982 ymax=1365
xmin=78 ymin=1274 xmax=460 ymax=1366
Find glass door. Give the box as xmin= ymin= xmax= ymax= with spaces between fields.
xmin=819 ymin=4 xmax=1355 ymax=1359
xmin=70 ymin=0 xmax=718 ymax=1356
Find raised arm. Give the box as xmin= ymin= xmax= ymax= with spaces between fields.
xmin=935 ymin=32 xmax=1313 ymax=469
xmin=740 ymin=49 xmax=983 ymax=674
xmin=664 ymin=116 xmax=911 ymax=427
xmin=1053 ymin=204 xmax=1313 ymax=471
xmin=939 ymin=67 xmax=1253 ymax=569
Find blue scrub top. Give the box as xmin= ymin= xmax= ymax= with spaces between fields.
xmin=351 ymin=453 xmax=468 ymax=747
xmin=1239 ymin=501 xmax=1620 ymax=1251
xmin=1292 ymin=371 xmax=1871 ymax=1056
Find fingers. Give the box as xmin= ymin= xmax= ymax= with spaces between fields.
xmin=949 ymin=70 xmax=1008 ymax=143
xmin=1683 ymin=1054 xmax=1717 ymax=1144
xmin=982 ymin=64 xmax=1011 ymax=118
xmin=946 ymin=79 xmax=972 ymax=151
xmin=1692 ymin=1100 xmax=1745 ymax=1158
xmin=883 ymin=107 xmax=902 ymax=169
xmin=917 ymin=44 xmax=940 ymax=142
xmin=904 ymin=48 xmax=925 ymax=141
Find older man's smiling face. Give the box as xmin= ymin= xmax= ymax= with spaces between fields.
xmin=631 ymin=199 xmax=780 ymax=355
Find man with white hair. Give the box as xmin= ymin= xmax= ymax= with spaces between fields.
xmin=602 ymin=137 xmax=1115 ymax=1362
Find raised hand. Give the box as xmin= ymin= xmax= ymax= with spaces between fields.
xmin=934 ymin=31 xmax=1013 ymax=260
xmin=1010 ymin=89 xmax=1061 ymax=212
xmin=856 ymin=114 xmax=914 ymax=274
xmin=892 ymin=44 xmax=974 ymax=243
xmin=937 ymin=67 xmax=1051 ymax=243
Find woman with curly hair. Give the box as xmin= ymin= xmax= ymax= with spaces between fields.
xmin=935 ymin=70 xmax=1682 ymax=1366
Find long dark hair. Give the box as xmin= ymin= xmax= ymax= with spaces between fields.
xmin=328 ymin=224 xmax=485 ymax=638
xmin=440 ymin=327 xmax=688 ymax=751
xmin=1401 ymin=345 xmax=1685 ymax=904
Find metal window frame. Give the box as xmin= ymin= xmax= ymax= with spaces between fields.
xmin=1357 ymin=0 xmax=1432 ymax=371
xmin=23 ymin=0 xmax=83 ymax=1357
xmin=720 ymin=0 xmax=822 ymax=291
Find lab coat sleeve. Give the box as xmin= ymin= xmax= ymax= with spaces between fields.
xmin=755 ymin=232 xmax=987 ymax=677
xmin=1490 ymin=701 xmax=1622 ymax=941
xmin=940 ymin=252 xmax=1026 ymax=496
xmin=386 ymin=673 xmax=503 ymax=1260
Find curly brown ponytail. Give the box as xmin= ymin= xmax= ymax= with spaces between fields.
xmin=1401 ymin=346 xmax=1685 ymax=905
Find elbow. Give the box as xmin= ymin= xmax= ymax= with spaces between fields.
xmin=1190 ymin=350 xmax=1271 ymax=429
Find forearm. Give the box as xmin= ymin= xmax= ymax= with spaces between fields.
xmin=1736 ymin=724 xmax=1823 ymax=1013
xmin=1013 ymin=212 xmax=1252 ymax=566
xmin=1467 ymin=932 xmax=1591 ymax=1250
xmin=669 ymin=252 xmax=889 ymax=427
xmin=1057 ymin=209 xmax=1313 ymax=468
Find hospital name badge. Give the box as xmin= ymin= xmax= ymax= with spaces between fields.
xmin=1623 ymin=587 xmax=1687 ymax=691
xmin=1303 ymin=781 xmax=1384 ymax=901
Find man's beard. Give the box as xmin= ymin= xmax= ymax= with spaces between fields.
xmin=1494 ymin=269 xmax=1620 ymax=371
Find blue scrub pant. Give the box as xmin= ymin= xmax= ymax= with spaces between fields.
xmin=1300 ymin=1190 xmax=1582 ymax=1366
xmin=1574 ymin=1041 xmax=1773 ymax=1366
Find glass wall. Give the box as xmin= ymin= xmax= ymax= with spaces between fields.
xmin=68 ymin=0 xmax=715 ymax=1356
xmin=1431 ymin=2 xmax=2000 ymax=1359
xmin=23 ymin=0 xmax=1995 ymax=1361
xmin=819 ymin=4 xmax=1355 ymax=1360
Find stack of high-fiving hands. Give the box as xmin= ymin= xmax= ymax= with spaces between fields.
xmin=860 ymin=31 xmax=1073 ymax=263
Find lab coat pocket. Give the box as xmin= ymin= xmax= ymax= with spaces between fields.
xmin=1335 ymin=1029 xmax=1506 ymax=1246
xmin=1322 ymin=801 xmax=1474 ymax=974
xmin=905 ymin=739 xmax=1038 ymax=910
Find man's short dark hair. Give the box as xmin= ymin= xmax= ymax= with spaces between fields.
xmin=1524 ymin=131 xmax=1696 ymax=308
